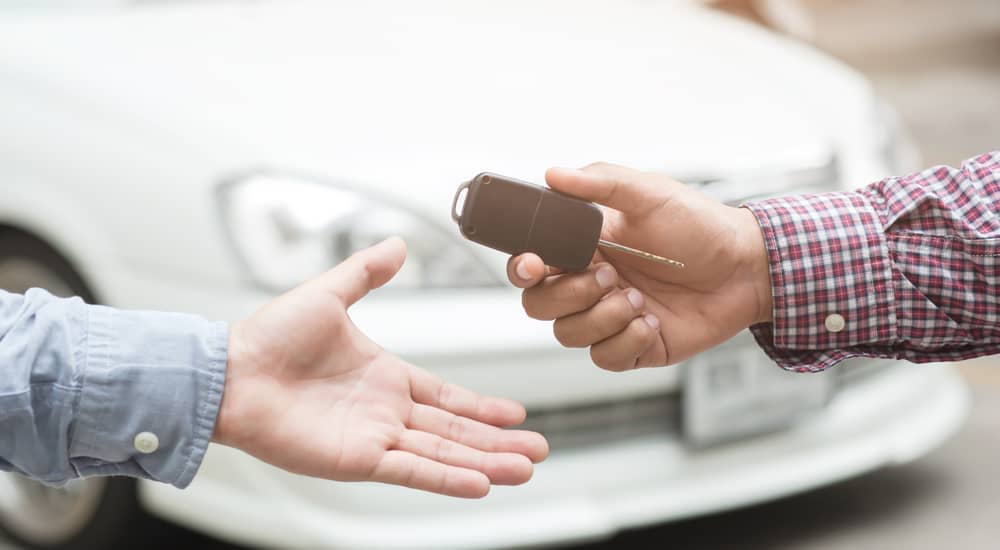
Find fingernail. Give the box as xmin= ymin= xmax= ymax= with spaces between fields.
xmin=626 ymin=288 xmax=644 ymax=310
xmin=515 ymin=260 xmax=531 ymax=281
xmin=644 ymin=314 xmax=660 ymax=330
xmin=595 ymin=265 xmax=616 ymax=289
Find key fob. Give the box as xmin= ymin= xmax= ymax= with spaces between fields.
xmin=451 ymin=173 xmax=602 ymax=272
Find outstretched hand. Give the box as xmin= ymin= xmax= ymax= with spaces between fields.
xmin=509 ymin=163 xmax=773 ymax=371
xmin=214 ymin=237 xmax=548 ymax=498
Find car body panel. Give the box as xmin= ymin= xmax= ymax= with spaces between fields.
xmin=0 ymin=0 xmax=883 ymax=285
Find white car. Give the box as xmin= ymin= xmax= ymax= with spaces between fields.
xmin=0 ymin=1 xmax=968 ymax=549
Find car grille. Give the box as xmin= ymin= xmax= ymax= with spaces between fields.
xmin=520 ymin=359 xmax=895 ymax=453
xmin=520 ymin=392 xmax=681 ymax=451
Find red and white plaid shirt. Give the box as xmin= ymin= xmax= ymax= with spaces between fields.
xmin=745 ymin=151 xmax=1000 ymax=372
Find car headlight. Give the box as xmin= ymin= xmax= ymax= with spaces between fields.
xmin=217 ymin=174 xmax=501 ymax=292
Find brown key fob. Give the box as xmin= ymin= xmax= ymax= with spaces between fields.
xmin=451 ymin=173 xmax=602 ymax=272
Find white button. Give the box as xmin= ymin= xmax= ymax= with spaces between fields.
xmin=825 ymin=313 xmax=846 ymax=333
xmin=133 ymin=432 xmax=159 ymax=454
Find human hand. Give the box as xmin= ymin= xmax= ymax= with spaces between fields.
xmin=214 ymin=237 xmax=548 ymax=498
xmin=509 ymin=163 xmax=772 ymax=371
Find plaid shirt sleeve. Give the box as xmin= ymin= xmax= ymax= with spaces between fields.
xmin=744 ymin=151 xmax=1000 ymax=372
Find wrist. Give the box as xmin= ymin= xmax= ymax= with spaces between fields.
xmin=735 ymin=207 xmax=773 ymax=324
xmin=213 ymin=322 xmax=251 ymax=447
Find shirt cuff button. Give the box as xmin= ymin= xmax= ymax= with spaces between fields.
xmin=824 ymin=313 xmax=846 ymax=333
xmin=134 ymin=432 xmax=160 ymax=454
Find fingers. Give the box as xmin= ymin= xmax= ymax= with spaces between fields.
xmin=315 ymin=236 xmax=407 ymax=306
xmin=408 ymin=403 xmax=549 ymax=463
xmin=407 ymin=366 xmax=548 ymax=463
xmin=545 ymin=163 xmax=670 ymax=216
xmin=395 ymin=430 xmax=533 ymax=486
xmin=371 ymin=450 xmax=490 ymax=498
xmin=552 ymin=288 xmax=645 ymax=348
xmin=521 ymin=263 xmax=618 ymax=320
xmin=507 ymin=253 xmax=566 ymax=288
xmin=507 ymin=253 xmax=542 ymax=288
xmin=590 ymin=315 xmax=661 ymax=372
xmin=408 ymin=365 xmax=526 ymax=427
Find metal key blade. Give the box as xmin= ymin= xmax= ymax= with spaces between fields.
xmin=597 ymin=239 xmax=685 ymax=268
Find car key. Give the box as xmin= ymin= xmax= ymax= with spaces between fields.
xmin=451 ymin=172 xmax=684 ymax=272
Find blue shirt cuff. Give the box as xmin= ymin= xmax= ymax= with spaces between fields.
xmin=69 ymin=304 xmax=228 ymax=488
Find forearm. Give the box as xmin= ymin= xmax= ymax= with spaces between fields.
xmin=0 ymin=289 xmax=227 ymax=487
xmin=745 ymin=151 xmax=1000 ymax=371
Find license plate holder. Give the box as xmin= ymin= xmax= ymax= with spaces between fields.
xmin=682 ymin=342 xmax=833 ymax=446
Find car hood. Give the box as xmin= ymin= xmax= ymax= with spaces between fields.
xmin=1 ymin=0 xmax=867 ymax=218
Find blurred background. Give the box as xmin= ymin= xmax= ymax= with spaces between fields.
xmin=0 ymin=0 xmax=997 ymax=549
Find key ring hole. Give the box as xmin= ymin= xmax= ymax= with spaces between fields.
xmin=467 ymin=225 xmax=477 ymax=235
xmin=451 ymin=181 xmax=472 ymax=223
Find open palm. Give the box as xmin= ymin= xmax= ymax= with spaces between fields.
xmin=215 ymin=238 xmax=548 ymax=498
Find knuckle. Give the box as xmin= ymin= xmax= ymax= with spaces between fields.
xmin=521 ymin=292 xmax=549 ymax=320
xmin=552 ymin=320 xmax=584 ymax=348
xmin=627 ymin=318 xmax=655 ymax=348
xmin=631 ymin=316 xmax=653 ymax=338
xmin=447 ymin=416 xmax=465 ymax=442
xmin=400 ymin=458 xmax=417 ymax=488
xmin=360 ymin=260 xmax=376 ymax=290
xmin=590 ymin=346 xmax=625 ymax=372
xmin=436 ymin=467 xmax=450 ymax=494
xmin=610 ymin=292 xmax=638 ymax=322
xmin=583 ymin=161 xmax=612 ymax=172
xmin=567 ymin=274 xmax=599 ymax=303
xmin=438 ymin=382 xmax=461 ymax=411
xmin=433 ymin=437 xmax=450 ymax=463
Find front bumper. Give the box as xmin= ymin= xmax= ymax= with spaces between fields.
xmin=139 ymin=361 xmax=967 ymax=550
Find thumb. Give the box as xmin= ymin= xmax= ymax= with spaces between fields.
xmin=316 ymin=236 xmax=407 ymax=307
xmin=545 ymin=162 xmax=670 ymax=215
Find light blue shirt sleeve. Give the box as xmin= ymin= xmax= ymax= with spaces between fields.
xmin=0 ymin=288 xmax=227 ymax=489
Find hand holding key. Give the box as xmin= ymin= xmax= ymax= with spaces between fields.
xmin=508 ymin=163 xmax=773 ymax=371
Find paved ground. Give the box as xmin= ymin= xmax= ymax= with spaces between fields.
xmin=3 ymin=1 xmax=997 ymax=549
